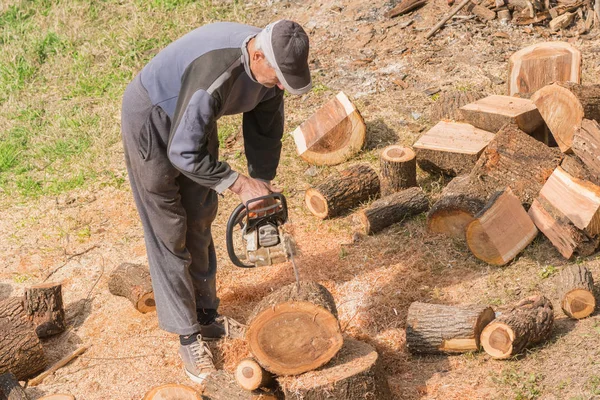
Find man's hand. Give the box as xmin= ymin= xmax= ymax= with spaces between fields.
xmin=228 ymin=174 xmax=281 ymax=214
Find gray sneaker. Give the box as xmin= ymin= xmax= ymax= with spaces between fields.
xmin=199 ymin=315 xmax=247 ymax=341
xmin=178 ymin=335 xmax=216 ymax=383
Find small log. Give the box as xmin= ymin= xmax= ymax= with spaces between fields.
xmin=203 ymin=372 xmax=279 ymax=400
xmin=558 ymin=265 xmax=596 ymax=319
xmin=108 ymin=263 xmax=155 ymax=313
xmin=0 ymin=297 xmax=46 ymax=380
xmin=28 ymin=346 xmax=88 ymax=387
xmin=379 ymin=145 xmax=417 ymax=195
xmin=385 ymin=0 xmax=428 ymax=17
xmin=247 ymin=281 xmax=343 ymax=376
xmin=413 ymin=121 xmax=495 ymax=177
xmin=358 ymin=187 xmax=429 ymax=235
xmin=430 ymin=89 xmax=487 ymax=122
xmin=539 ymin=166 xmax=600 ymax=235
xmin=291 ymin=91 xmax=366 ymax=166
xmin=24 ymin=283 xmax=66 ymax=338
xmin=405 ymin=302 xmax=495 ymax=354
xmin=235 ymin=358 xmax=274 ymax=391
xmin=466 ymin=187 xmax=538 ymax=266
xmin=0 ymin=372 xmax=29 ymax=400
xmin=572 ymin=119 xmax=600 ymax=180
xmin=466 ymin=1 xmax=498 ymax=20
xmin=277 ymin=337 xmax=391 ymax=400
xmin=305 ymin=164 xmax=380 ymax=219
xmin=143 ymin=384 xmax=202 ymax=400
xmin=532 ymin=82 xmax=600 ymax=153
xmin=549 ymin=11 xmax=576 ymax=29
xmin=560 ymin=154 xmax=599 ymax=185
xmin=508 ymin=41 xmax=581 ymax=96
xmin=480 ymin=295 xmax=554 ymax=359
xmin=427 ymin=175 xmax=488 ymax=238
xmin=459 ymin=95 xmax=544 ymax=134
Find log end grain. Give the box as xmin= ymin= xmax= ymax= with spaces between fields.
xmin=305 ymin=188 xmax=329 ymax=219
xmin=480 ymin=322 xmax=515 ymax=359
xmin=143 ymin=384 xmax=201 ymax=400
xmin=235 ymin=358 xmax=274 ymax=391
xmin=427 ymin=209 xmax=476 ymax=238
xmin=562 ymin=289 xmax=596 ymax=319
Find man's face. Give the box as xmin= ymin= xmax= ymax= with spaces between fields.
xmin=253 ymin=52 xmax=284 ymax=90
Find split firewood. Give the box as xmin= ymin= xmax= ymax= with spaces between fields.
xmin=549 ymin=11 xmax=576 ymax=29
xmin=539 ymin=166 xmax=600 ymax=235
xmin=480 ymin=295 xmax=554 ymax=359
xmin=549 ymin=0 xmax=584 ymax=17
xmin=498 ymin=8 xmax=512 ymax=21
xmin=508 ymin=41 xmax=581 ymax=96
xmin=560 ymin=154 xmax=600 ymax=186
xmin=459 ymin=95 xmax=544 ymax=134
xmin=466 ymin=1 xmax=497 ymax=20
xmin=108 ymin=263 xmax=155 ymax=313
xmin=413 ymin=121 xmax=495 ymax=177
xmin=385 ymin=0 xmax=428 ymax=18
xmin=143 ymin=384 xmax=202 ymax=400
xmin=426 ymin=0 xmax=473 ymax=39
xmin=512 ymin=10 xmax=551 ymax=24
xmin=427 ymin=175 xmax=488 ymax=238
xmin=235 ymin=358 xmax=274 ymax=392
xmin=466 ymin=187 xmax=538 ymax=266
xmin=247 ymin=281 xmax=343 ymax=376
xmin=379 ymin=145 xmax=417 ymax=195
xmin=28 ymin=346 xmax=88 ymax=387
xmin=558 ymin=265 xmax=596 ymax=319
xmin=430 ymin=89 xmax=487 ymax=122
xmin=358 ymin=187 xmax=429 ymax=235
xmin=24 ymin=283 xmax=66 ymax=338
xmin=405 ymin=302 xmax=495 ymax=354
xmin=572 ymin=119 xmax=600 ymax=180
xmin=203 ymin=371 xmax=278 ymax=400
xmin=0 ymin=372 xmax=29 ymax=400
xmin=305 ymin=164 xmax=380 ymax=219
xmin=277 ymin=337 xmax=391 ymax=400
xmin=290 ymin=91 xmax=366 ymax=166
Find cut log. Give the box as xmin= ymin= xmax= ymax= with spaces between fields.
xmin=560 ymin=154 xmax=599 ymax=185
xmin=108 ymin=263 xmax=155 ymax=313
xmin=532 ymin=82 xmax=600 ymax=153
xmin=291 ymin=91 xmax=366 ymax=166
xmin=203 ymin=371 xmax=279 ymax=400
xmin=427 ymin=175 xmax=488 ymax=238
xmin=468 ymin=123 xmax=563 ymax=206
xmin=143 ymin=384 xmax=201 ymax=400
xmin=277 ymin=337 xmax=391 ymax=400
xmin=539 ymin=166 xmax=600 ymax=236
xmin=558 ymin=265 xmax=596 ymax=319
xmin=508 ymin=41 xmax=581 ymax=96
xmin=549 ymin=11 xmax=576 ymax=30
xmin=466 ymin=187 xmax=538 ymax=266
xmin=24 ymin=283 xmax=66 ymax=338
xmin=430 ymin=89 xmax=487 ymax=122
xmin=235 ymin=358 xmax=274 ymax=391
xmin=480 ymin=295 xmax=554 ymax=359
xmin=385 ymin=0 xmax=428 ymax=17
xmin=305 ymin=164 xmax=380 ymax=219
xmin=247 ymin=281 xmax=343 ymax=376
xmin=459 ymin=95 xmax=544 ymax=134
xmin=0 ymin=297 xmax=46 ymax=380
xmin=413 ymin=121 xmax=495 ymax=176
xmin=0 ymin=372 xmax=29 ymax=400
xmin=572 ymin=119 xmax=600 ymax=181
xmin=405 ymin=302 xmax=495 ymax=354
xmin=379 ymin=145 xmax=417 ymax=195
xmin=358 ymin=187 xmax=429 ymax=235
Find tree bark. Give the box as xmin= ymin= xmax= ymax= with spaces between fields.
xmin=305 ymin=164 xmax=380 ymax=219
xmin=0 ymin=372 xmax=29 ymax=400
xmin=235 ymin=358 xmax=275 ymax=392
xmin=405 ymin=302 xmax=495 ymax=354
xmin=108 ymin=263 xmax=155 ymax=313
xmin=572 ymin=119 xmax=600 ymax=181
xmin=24 ymin=283 xmax=66 ymax=338
xmin=379 ymin=145 xmax=417 ymax=195
xmin=203 ymin=371 xmax=280 ymax=400
xmin=459 ymin=95 xmax=544 ymax=134
xmin=560 ymin=154 xmax=599 ymax=185
xmin=558 ymin=265 xmax=596 ymax=319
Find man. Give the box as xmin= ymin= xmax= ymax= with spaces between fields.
xmin=120 ymin=20 xmax=311 ymax=382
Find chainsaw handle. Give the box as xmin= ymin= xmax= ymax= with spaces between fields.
xmin=225 ymin=203 xmax=255 ymax=268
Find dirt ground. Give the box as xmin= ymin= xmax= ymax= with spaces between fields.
xmin=3 ymin=0 xmax=600 ymax=399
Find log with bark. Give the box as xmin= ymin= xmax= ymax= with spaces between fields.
xmin=480 ymin=295 xmax=554 ymax=359
xmin=0 ymin=372 xmax=29 ymax=400
xmin=572 ymin=119 xmax=600 ymax=181
xmin=558 ymin=264 xmax=596 ymax=319
xmin=305 ymin=164 xmax=380 ymax=219
xmin=413 ymin=121 xmax=495 ymax=177
xmin=466 ymin=187 xmax=538 ymax=266
xmin=532 ymin=82 xmax=600 ymax=153
xmin=291 ymin=91 xmax=366 ymax=166
xmin=247 ymin=281 xmax=343 ymax=376
xmin=24 ymin=283 xmax=66 ymax=338
xmin=379 ymin=145 xmax=417 ymax=195
xmin=430 ymin=89 xmax=487 ymax=122
xmin=235 ymin=358 xmax=275 ymax=392
xmin=459 ymin=95 xmax=544 ymax=134
xmin=508 ymin=41 xmax=581 ymax=96
xmin=277 ymin=337 xmax=391 ymax=400
xmin=203 ymin=371 xmax=279 ymax=400
xmin=108 ymin=263 xmax=155 ymax=313
xmin=405 ymin=302 xmax=495 ymax=354
xmin=358 ymin=187 xmax=429 ymax=235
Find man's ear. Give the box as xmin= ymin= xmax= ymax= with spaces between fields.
xmin=253 ymin=50 xmax=266 ymax=62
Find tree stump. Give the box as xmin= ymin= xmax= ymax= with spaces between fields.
xmin=305 ymin=164 xmax=380 ymax=219
xmin=459 ymin=95 xmax=544 ymax=134
xmin=405 ymin=302 xmax=495 ymax=354
xmin=235 ymin=358 xmax=274 ymax=391
xmin=108 ymin=263 xmax=155 ymax=313
xmin=0 ymin=297 xmax=46 ymax=380
xmin=480 ymin=295 xmax=554 ymax=359
xmin=358 ymin=187 xmax=429 ymax=235
xmin=143 ymin=384 xmax=201 ymax=400
xmin=247 ymin=281 xmax=343 ymax=376
xmin=427 ymin=175 xmax=488 ymax=238
xmin=532 ymin=82 xmax=600 ymax=153
xmin=24 ymin=283 xmax=66 ymax=338
xmin=277 ymin=337 xmax=391 ymax=400
xmin=430 ymin=89 xmax=487 ymax=122
xmin=291 ymin=91 xmax=366 ymax=166
xmin=0 ymin=372 xmax=28 ymax=400
xmin=379 ymin=145 xmax=417 ymax=196
xmin=558 ymin=265 xmax=596 ymax=319
xmin=572 ymin=119 xmax=600 ymax=181
xmin=203 ymin=371 xmax=280 ymax=400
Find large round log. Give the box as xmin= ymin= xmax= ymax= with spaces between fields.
xmin=203 ymin=371 xmax=279 ymax=400
xmin=108 ymin=263 xmax=155 ymax=313
xmin=558 ymin=265 xmax=595 ymax=319
xmin=405 ymin=302 xmax=495 ymax=354
xmin=358 ymin=187 xmax=429 ymax=235
xmin=379 ymin=145 xmax=417 ymax=195
xmin=305 ymin=164 xmax=380 ymax=219
xmin=247 ymin=281 xmax=343 ymax=376
xmin=277 ymin=337 xmax=391 ymax=400
xmin=0 ymin=297 xmax=46 ymax=380
xmin=0 ymin=372 xmax=29 ymax=400
xmin=480 ymin=295 xmax=554 ymax=359
xmin=235 ymin=358 xmax=274 ymax=392
xmin=24 ymin=283 xmax=66 ymax=338
xmin=143 ymin=384 xmax=201 ymax=400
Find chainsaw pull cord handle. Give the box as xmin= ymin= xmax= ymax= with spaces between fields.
xmin=226 ymin=202 xmax=254 ymax=268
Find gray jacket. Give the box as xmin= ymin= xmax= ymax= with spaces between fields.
xmin=140 ymin=22 xmax=284 ymax=193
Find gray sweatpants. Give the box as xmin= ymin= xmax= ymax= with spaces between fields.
xmin=121 ymin=74 xmax=219 ymax=336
